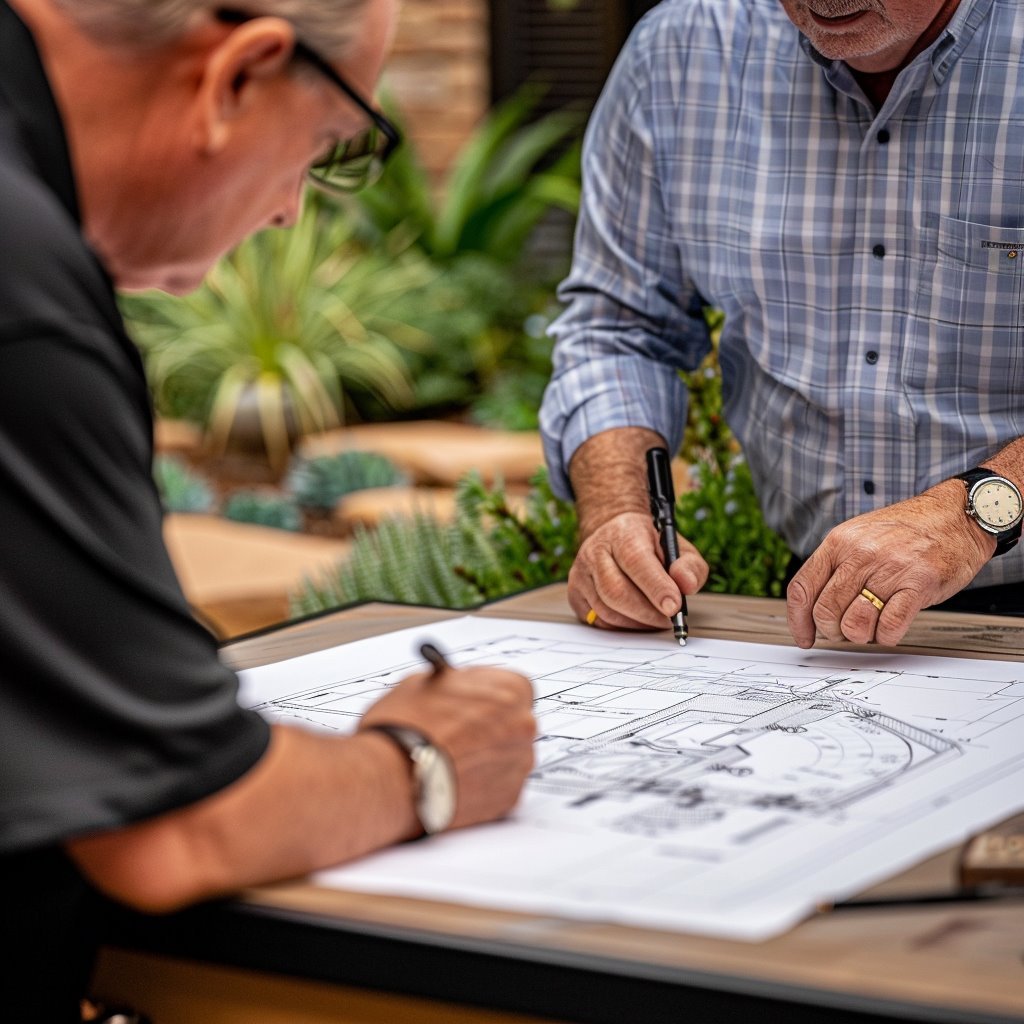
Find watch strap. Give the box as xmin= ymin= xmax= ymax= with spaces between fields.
xmin=953 ymin=467 xmax=1023 ymax=556
xmin=365 ymin=724 xmax=455 ymax=835
xmin=955 ymin=467 xmax=995 ymax=488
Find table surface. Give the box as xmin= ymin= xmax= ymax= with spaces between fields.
xmin=114 ymin=586 xmax=1024 ymax=1024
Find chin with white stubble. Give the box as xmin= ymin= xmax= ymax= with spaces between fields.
xmin=776 ymin=0 xmax=962 ymax=73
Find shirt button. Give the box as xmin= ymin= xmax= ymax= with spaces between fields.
xmin=864 ymin=480 xmax=876 ymax=495
xmin=876 ymin=128 xmax=890 ymax=144
xmin=872 ymin=243 xmax=886 ymax=259
xmin=866 ymin=350 xmax=879 ymax=364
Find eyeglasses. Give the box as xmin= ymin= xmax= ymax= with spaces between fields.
xmin=217 ymin=9 xmax=401 ymax=193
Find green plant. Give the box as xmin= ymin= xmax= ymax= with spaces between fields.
xmin=292 ymin=512 xmax=483 ymax=612
xmin=152 ymin=455 xmax=215 ymax=513
xmin=222 ymin=490 xmax=302 ymax=532
xmin=286 ymin=451 xmax=406 ymax=511
xmin=123 ymin=200 xmax=436 ymax=469
xmin=681 ymin=308 xmax=737 ymax=472
xmin=676 ymin=456 xmax=791 ymax=598
xmin=675 ymin=308 xmax=791 ymax=596
xmin=331 ymin=88 xmax=581 ymax=421
xmin=469 ymin=316 xmax=555 ymax=431
xmin=351 ymin=85 xmax=582 ymax=266
xmin=291 ymin=468 xmax=579 ymax=615
xmin=453 ymin=468 xmax=578 ymax=595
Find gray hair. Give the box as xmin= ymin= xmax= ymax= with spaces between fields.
xmin=53 ymin=0 xmax=370 ymax=60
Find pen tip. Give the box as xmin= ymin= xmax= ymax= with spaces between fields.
xmin=678 ymin=637 xmax=687 ymax=647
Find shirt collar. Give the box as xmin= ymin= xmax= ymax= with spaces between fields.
xmin=798 ymin=0 xmax=995 ymax=85
xmin=0 ymin=0 xmax=81 ymax=223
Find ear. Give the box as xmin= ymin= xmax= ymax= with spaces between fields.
xmin=194 ymin=18 xmax=297 ymax=155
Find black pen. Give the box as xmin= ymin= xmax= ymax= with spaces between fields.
xmin=419 ymin=641 xmax=451 ymax=680
xmin=819 ymin=884 xmax=1024 ymax=912
xmin=646 ymin=447 xmax=688 ymax=646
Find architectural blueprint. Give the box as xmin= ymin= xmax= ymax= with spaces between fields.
xmin=237 ymin=616 xmax=1024 ymax=940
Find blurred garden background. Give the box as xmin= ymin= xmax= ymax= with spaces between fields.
xmin=128 ymin=0 xmax=791 ymax=639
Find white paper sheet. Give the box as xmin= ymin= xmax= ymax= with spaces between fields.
xmin=236 ymin=616 xmax=1024 ymax=941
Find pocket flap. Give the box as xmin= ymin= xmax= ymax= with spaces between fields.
xmin=936 ymin=216 xmax=1024 ymax=273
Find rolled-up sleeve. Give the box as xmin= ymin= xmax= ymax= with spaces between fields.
xmin=540 ymin=19 xmax=712 ymax=499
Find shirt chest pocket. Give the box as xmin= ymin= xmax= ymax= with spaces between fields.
xmin=905 ymin=216 xmax=1024 ymax=396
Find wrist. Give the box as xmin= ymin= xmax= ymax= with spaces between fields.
xmin=355 ymin=728 xmax=423 ymax=842
xmin=949 ymin=467 xmax=1023 ymax=558
xmin=360 ymin=724 xmax=458 ymax=837
xmin=570 ymin=427 xmax=667 ymax=537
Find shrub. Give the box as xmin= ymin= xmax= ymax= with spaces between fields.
xmin=123 ymin=201 xmax=434 ymax=468
xmin=152 ymin=456 xmax=215 ymax=513
xmin=286 ymin=451 xmax=406 ymax=512
xmin=223 ymin=491 xmax=302 ymax=532
xmin=291 ymin=468 xmax=578 ymax=614
xmin=675 ymin=456 xmax=791 ymax=598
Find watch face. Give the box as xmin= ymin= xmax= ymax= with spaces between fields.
xmin=970 ymin=480 xmax=1024 ymax=530
xmin=414 ymin=744 xmax=457 ymax=834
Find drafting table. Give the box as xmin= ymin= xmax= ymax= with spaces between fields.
xmin=93 ymin=585 xmax=1024 ymax=1024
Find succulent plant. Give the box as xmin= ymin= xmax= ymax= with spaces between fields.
xmin=286 ymin=450 xmax=406 ymax=512
xmin=291 ymin=468 xmax=578 ymax=615
xmin=222 ymin=490 xmax=302 ymax=532
xmin=152 ymin=455 xmax=215 ymax=514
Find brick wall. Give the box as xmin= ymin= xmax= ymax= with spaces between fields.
xmin=382 ymin=0 xmax=490 ymax=182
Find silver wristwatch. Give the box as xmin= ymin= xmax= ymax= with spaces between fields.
xmin=371 ymin=725 xmax=457 ymax=835
xmin=954 ymin=467 xmax=1024 ymax=556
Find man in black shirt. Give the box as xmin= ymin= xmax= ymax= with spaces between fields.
xmin=0 ymin=1 xmax=536 ymax=1018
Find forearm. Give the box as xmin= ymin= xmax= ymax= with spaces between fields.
xmin=68 ymin=725 xmax=418 ymax=913
xmin=975 ymin=437 xmax=1024 ymax=489
xmin=569 ymin=426 xmax=668 ymax=538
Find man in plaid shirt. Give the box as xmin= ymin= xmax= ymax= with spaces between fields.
xmin=541 ymin=0 xmax=1024 ymax=646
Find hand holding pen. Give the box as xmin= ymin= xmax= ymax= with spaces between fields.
xmin=564 ymin=427 xmax=708 ymax=634
xmin=646 ymin=447 xmax=689 ymax=645
xmin=358 ymin=640 xmax=536 ymax=831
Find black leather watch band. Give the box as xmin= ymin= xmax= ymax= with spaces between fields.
xmin=953 ymin=467 xmax=1023 ymax=557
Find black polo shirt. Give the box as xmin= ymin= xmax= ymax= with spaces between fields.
xmin=0 ymin=5 xmax=271 ymax=1013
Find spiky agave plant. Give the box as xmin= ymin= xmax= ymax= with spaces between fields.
xmin=124 ymin=199 xmax=436 ymax=470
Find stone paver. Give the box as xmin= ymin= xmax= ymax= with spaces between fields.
xmin=335 ymin=486 xmax=460 ymax=531
xmin=296 ymin=421 xmax=545 ymax=486
xmin=164 ymin=514 xmax=349 ymax=639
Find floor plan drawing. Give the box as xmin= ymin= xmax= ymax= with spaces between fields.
xmin=238 ymin=616 xmax=1024 ymax=940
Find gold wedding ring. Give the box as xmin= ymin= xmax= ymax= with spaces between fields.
xmin=860 ymin=587 xmax=885 ymax=612
xmin=585 ymin=608 xmax=598 ymax=626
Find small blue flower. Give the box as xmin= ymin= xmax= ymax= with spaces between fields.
xmin=694 ymin=508 xmax=708 ymax=521
xmin=724 ymin=500 xmax=738 ymax=515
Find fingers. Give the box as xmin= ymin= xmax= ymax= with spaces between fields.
xmin=669 ymin=537 xmax=709 ymax=595
xmin=872 ymin=589 xmax=920 ymax=646
xmin=568 ymin=512 xmax=707 ymax=631
xmin=838 ymin=589 xmax=882 ymax=645
xmin=787 ymin=487 xmax=997 ymax=649
xmin=569 ymin=559 xmax=663 ymax=630
xmin=789 ymin=556 xmax=925 ymax=649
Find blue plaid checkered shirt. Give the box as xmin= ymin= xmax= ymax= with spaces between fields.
xmin=540 ymin=0 xmax=1024 ymax=588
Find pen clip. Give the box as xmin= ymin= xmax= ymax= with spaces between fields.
xmin=645 ymin=447 xmax=676 ymax=528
